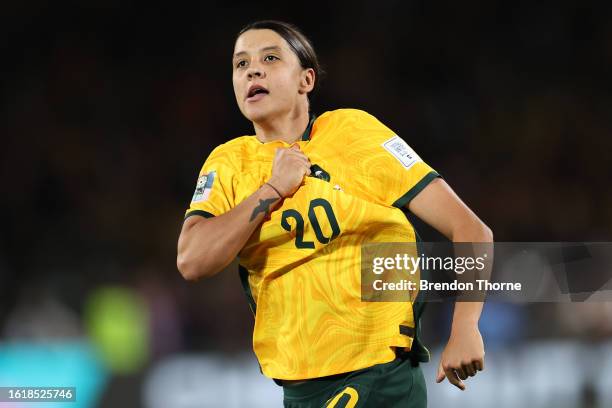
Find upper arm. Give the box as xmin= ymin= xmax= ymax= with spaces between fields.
xmin=407 ymin=177 xmax=491 ymax=241
xmin=180 ymin=212 xmax=210 ymax=236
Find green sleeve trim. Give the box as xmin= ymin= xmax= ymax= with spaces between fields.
xmin=238 ymin=264 xmax=257 ymax=315
xmin=392 ymin=171 xmax=441 ymax=209
xmin=184 ymin=210 xmax=216 ymax=220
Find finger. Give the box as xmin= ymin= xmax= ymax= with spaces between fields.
xmin=293 ymin=156 xmax=311 ymax=169
xmin=474 ymin=359 xmax=484 ymax=372
xmin=455 ymin=365 xmax=468 ymax=381
xmin=293 ymin=153 xmax=310 ymax=163
xmin=285 ymin=153 xmax=309 ymax=167
xmin=464 ymin=362 xmax=477 ymax=377
xmin=290 ymin=143 xmax=301 ymax=151
xmin=288 ymin=150 xmax=309 ymax=161
xmin=436 ymin=364 xmax=445 ymax=383
xmin=444 ymin=367 xmax=465 ymax=391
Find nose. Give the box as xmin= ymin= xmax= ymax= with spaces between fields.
xmin=246 ymin=64 xmax=264 ymax=79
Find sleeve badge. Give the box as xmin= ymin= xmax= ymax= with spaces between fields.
xmin=381 ymin=135 xmax=422 ymax=170
xmin=192 ymin=171 xmax=216 ymax=203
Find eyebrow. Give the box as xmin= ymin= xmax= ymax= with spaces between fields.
xmin=233 ymin=45 xmax=283 ymax=59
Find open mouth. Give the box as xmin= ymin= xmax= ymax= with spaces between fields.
xmin=246 ymin=85 xmax=269 ymax=101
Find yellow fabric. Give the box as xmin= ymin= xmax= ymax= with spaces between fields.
xmin=185 ymin=109 xmax=439 ymax=379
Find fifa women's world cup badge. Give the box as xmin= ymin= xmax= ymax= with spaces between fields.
xmin=192 ymin=171 xmax=216 ymax=203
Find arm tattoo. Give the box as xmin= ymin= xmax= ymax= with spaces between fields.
xmin=250 ymin=197 xmax=278 ymax=221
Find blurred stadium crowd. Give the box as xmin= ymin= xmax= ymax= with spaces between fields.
xmin=1 ymin=1 xmax=611 ymax=407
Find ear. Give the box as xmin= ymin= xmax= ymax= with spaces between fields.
xmin=298 ymin=68 xmax=315 ymax=95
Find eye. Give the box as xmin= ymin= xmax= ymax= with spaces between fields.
xmin=264 ymin=55 xmax=279 ymax=62
xmin=236 ymin=60 xmax=247 ymax=69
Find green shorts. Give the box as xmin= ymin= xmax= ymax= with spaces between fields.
xmin=281 ymin=354 xmax=427 ymax=408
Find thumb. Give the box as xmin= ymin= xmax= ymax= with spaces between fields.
xmin=436 ymin=364 xmax=445 ymax=383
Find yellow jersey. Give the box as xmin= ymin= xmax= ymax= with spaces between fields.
xmin=185 ymin=109 xmax=440 ymax=380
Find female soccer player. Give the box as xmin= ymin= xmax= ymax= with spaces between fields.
xmin=177 ymin=20 xmax=493 ymax=407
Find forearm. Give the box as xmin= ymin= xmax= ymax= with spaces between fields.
xmin=451 ymin=220 xmax=493 ymax=328
xmin=440 ymin=224 xmax=490 ymax=388
xmin=451 ymin=302 xmax=483 ymax=332
xmin=177 ymin=182 xmax=281 ymax=280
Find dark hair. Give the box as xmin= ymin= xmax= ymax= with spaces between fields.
xmin=236 ymin=20 xmax=325 ymax=99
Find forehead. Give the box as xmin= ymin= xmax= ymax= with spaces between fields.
xmin=233 ymin=29 xmax=291 ymax=56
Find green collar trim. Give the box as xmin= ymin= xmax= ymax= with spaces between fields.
xmin=301 ymin=114 xmax=317 ymax=141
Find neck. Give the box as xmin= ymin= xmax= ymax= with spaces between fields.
xmin=253 ymin=107 xmax=310 ymax=144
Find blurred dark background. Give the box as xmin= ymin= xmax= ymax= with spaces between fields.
xmin=1 ymin=1 xmax=611 ymax=407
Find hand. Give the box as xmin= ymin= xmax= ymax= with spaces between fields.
xmin=436 ymin=323 xmax=485 ymax=390
xmin=268 ymin=144 xmax=311 ymax=197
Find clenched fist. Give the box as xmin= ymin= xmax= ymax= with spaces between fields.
xmin=436 ymin=324 xmax=485 ymax=390
xmin=267 ymin=144 xmax=311 ymax=197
